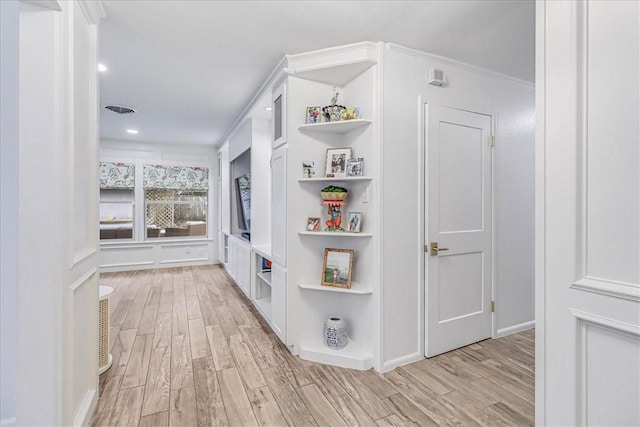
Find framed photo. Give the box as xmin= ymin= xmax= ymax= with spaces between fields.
xmin=346 ymin=158 xmax=364 ymax=177
xmin=306 ymin=217 xmax=320 ymax=231
xmin=306 ymin=106 xmax=321 ymax=124
xmin=321 ymin=248 xmax=354 ymax=289
xmin=325 ymin=148 xmax=352 ymax=178
xmin=347 ymin=212 xmax=362 ymax=233
xmin=302 ymin=160 xmax=315 ymax=179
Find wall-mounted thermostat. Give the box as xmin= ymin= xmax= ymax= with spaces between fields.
xmin=428 ymin=68 xmax=445 ymax=86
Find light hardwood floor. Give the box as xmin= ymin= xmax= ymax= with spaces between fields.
xmin=91 ymin=265 xmax=534 ymax=426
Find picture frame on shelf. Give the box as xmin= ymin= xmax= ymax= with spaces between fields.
xmin=347 ymin=212 xmax=362 ymax=233
xmin=306 ymin=106 xmax=322 ymax=124
xmin=346 ymin=158 xmax=364 ymax=177
xmin=325 ymin=148 xmax=352 ymax=178
xmin=302 ymin=160 xmax=316 ymax=179
xmin=306 ymin=217 xmax=320 ymax=231
xmin=321 ymin=248 xmax=354 ymax=289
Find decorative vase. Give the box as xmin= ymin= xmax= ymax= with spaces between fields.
xmin=324 ymin=317 xmax=348 ymax=350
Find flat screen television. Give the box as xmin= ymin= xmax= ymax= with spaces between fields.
xmin=234 ymin=173 xmax=251 ymax=239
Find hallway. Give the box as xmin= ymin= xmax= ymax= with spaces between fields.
xmin=91 ymin=265 xmax=534 ymax=426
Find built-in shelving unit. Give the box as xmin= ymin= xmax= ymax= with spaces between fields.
xmin=298 ymin=119 xmax=371 ymax=134
xmin=298 ymin=283 xmax=373 ymax=295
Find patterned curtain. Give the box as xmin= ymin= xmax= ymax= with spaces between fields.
xmin=99 ymin=162 xmax=135 ymax=189
xmin=143 ymin=164 xmax=209 ymax=190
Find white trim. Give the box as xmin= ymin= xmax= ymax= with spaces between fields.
xmin=0 ymin=418 xmax=16 ymax=427
xmin=72 ymin=247 xmax=97 ymax=267
xmin=72 ymin=389 xmax=97 ymax=427
xmin=159 ymin=242 xmax=210 ymax=249
xmin=77 ymin=0 xmax=105 ymax=26
xmin=19 ymin=1 xmax=61 ymax=11
xmin=100 ymin=244 xmax=154 ymax=250
xmin=381 ymin=351 xmax=424 ymax=373
xmin=571 ymin=277 xmax=640 ymax=302
xmin=100 ymin=261 xmax=154 ymax=268
xmin=386 ymin=43 xmax=535 ymax=88
xmin=69 ymin=267 xmax=97 ymax=292
xmin=496 ymin=320 xmax=535 ymax=338
xmin=159 ymin=257 xmax=208 ymax=264
xmin=570 ymin=309 xmax=640 ymax=337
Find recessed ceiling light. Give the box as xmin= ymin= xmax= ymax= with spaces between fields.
xmin=264 ymin=106 xmax=273 ymax=111
xmin=98 ymin=63 xmax=107 ymax=72
xmin=126 ymin=129 xmax=139 ymax=135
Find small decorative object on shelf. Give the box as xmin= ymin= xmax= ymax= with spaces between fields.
xmin=340 ymin=107 xmax=361 ymax=121
xmin=346 ymin=158 xmax=364 ymax=177
xmin=322 ymin=248 xmax=354 ymax=289
xmin=325 ymin=148 xmax=352 ymax=178
xmin=347 ymin=212 xmax=362 ymax=233
xmin=302 ymin=160 xmax=316 ymax=178
xmin=321 ymin=186 xmax=347 ymax=231
xmin=306 ymin=217 xmax=320 ymax=231
xmin=322 ymin=87 xmax=346 ymax=122
xmin=324 ymin=316 xmax=348 ymax=350
xmin=306 ymin=106 xmax=321 ymax=124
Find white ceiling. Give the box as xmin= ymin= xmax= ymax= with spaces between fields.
xmin=99 ymin=0 xmax=534 ymax=147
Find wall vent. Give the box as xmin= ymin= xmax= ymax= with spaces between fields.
xmin=105 ymin=105 xmax=136 ymax=115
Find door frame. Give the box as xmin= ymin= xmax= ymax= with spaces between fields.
xmin=420 ymin=101 xmax=498 ymax=357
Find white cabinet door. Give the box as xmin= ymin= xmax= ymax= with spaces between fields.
xmin=271 ymin=146 xmax=287 ymax=266
xmin=271 ymin=262 xmax=287 ymax=344
xmin=237 ymin=243 xmax=251 ymax=298
xmin=227 ymin=238 xmax=236 ymax=280
xmin=272 ymin=82 xmax=286 ymax=149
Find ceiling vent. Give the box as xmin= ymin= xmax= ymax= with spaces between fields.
xmin=105 ymin=105 xmax=136 ymax=115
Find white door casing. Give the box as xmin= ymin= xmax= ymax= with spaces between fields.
xmin=536 ymin=1 xmax=640 ymax=425
xmin=425 ymin=104 xmax=493 ymax=357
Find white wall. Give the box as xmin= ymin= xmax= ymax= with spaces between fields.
xmin=0 ymin=1 xmax=20 ymax=424
xmin=381 ymin=44 xmax=535 ymax=367
xmin=99 ymin=140 xmax=218 ymax=271
xmin=1 ymin=1 xmax=104 ymax=425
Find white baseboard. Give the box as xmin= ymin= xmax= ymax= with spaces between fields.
xmin=0 ymin=417 xmax=16 ymax=427
xmin=381 ymin=351 xmax=424 ymax=373
xmin=496 ymin=320 xmax=535 ymax=338
xmin=73 ymin=389 xmax=97 ymax=427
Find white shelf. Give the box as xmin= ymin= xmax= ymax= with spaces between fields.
xmin=298 ymin=119 xmax=371 ymax=134
xmin=298 ymin=176 xmax=372 ymax=183
xmin=298 ymin=336 xmax=373 ymax=371
xmin=298 ymin=231 xmax=373 ymax=237
xmin=298 ymin=283 xmax=373 ymax=295
xmin=257 ymin=271 xmax=272 ymax=286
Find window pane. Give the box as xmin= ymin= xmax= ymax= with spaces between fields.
xmin=100 ymin=189 xmax=134 ymax=240
xmin=145 ymin=189 xmax=207 ymax=238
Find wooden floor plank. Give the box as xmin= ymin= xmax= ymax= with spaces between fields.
xmin=297 ymin=383 xmax=349 ymax=427
xmin=188 ymin=318 xmax=211 ymax=360
xmin=384 ymin=393 xmax=439 ymax=427
xmin=108 ymin=385 xmax=145 ymax=427
xmin=107 ymin=329 xmax=137 ymax=379
xmin=218 ymin=367 xmax=259 ymax=427
xmin=141 ymin=345 xmax=171 ymax=417
xmin=152 ymin=311 xmax=172 ymax=349
xmin=121 ymin=334 xmax=153 ymax=389
xmin=169 ymin=386 xmax=198 ymax=427
xmin=186 ymin=293 xmax=203 ymax=320
xmin=229 ymin=335 xmax=266 ymax=390
xmin=246 ymin=385 xmax=288 ymax=427
xmin=261 ymin=366 xmax=317 ymax=427
xmin=206 ymin=325 xmax=235 ymax=371
xmin=192 ymin=356 xmax=228 ymax=426
xmin=170 ymin=334 xmax=193 ymax=390
xmin=137 ymin=304 xmax=159 ymax=336
xmin=139 ymin=410 xmax=168 ymax=427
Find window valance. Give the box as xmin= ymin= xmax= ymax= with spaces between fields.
xmin=143 ymin=164 xmax=209 ymax=190
xmin=99 ymin=162 xmax=135 ymax=189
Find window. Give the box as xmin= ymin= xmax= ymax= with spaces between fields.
xmin=143 ymin=164 xmax=210 ymax=239
xmin=99 ymin=162 xmax=135 ymax=240
xmin=145 ymin=189 xmax=207 ymax=238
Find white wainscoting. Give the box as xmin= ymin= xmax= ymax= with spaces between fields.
xmin=100 ymin=240 xmax=216 ymax=272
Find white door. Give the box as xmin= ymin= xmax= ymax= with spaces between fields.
xmin=425 ymin=105 xmax=493 ymax=357
xmin=537 ymin=2 xmax=640 ymax=425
